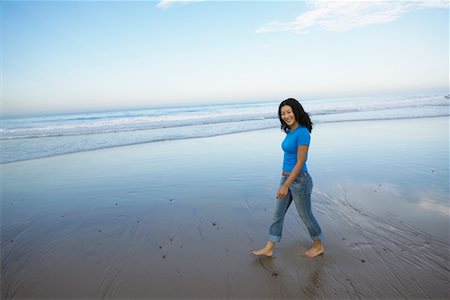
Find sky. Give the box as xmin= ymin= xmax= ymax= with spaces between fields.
xmin=1 ymin=0 xmax=449 ymax=115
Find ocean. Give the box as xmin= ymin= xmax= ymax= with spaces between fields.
xmin=1 ymin=94 xmax=448 ymax=164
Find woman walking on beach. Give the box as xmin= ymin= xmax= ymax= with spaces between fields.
xmin=252 ymin=98 xmax=324 ymax=258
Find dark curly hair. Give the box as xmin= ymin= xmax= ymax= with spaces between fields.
xmin=278 ymin=98 xmax=313 ymax=133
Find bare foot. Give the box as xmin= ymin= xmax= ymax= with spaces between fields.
xmin=303 ymin=240 xmax=324 ymax=258
xmin=251 ymin=247 xmax=273 ymax=257
xmin=303 ymin=247 xmax=324 ymax=257
xmin=251 ymin=241 xmax=275 ymax=257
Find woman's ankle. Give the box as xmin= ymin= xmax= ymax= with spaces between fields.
xmin=266 ymin=241 xmax=276 ymax=249
xmin=312 ymin=239 xmax=323 ymax=248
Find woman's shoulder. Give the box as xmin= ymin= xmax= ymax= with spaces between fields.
xmin=296 ymin=126 xmax=310 ymax=135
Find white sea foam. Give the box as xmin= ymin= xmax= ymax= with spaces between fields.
xmin=1 ymin=94 xmax=448 ymax=163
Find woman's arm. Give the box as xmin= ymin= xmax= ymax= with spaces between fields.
xmin=277 ymin=145 xmax=308 ymax=199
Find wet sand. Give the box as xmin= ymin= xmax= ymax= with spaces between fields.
xmin=1 ymin=117 xmax=449 ymax=299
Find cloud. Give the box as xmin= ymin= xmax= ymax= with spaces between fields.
xmin=156 ymin=0 xmax=203 ymax=10
xmin=256 ymin=0 xmax=449 ymax=34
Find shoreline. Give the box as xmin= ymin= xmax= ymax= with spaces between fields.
xmin=1 ymin=114 xmax=448 ymax=165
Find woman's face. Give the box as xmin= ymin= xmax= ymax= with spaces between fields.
xmin=280 ymin=105 xmax=297 ymax=128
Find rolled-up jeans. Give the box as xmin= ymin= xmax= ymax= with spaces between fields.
xmin=269 ymin=172 xmax=323 ymax=243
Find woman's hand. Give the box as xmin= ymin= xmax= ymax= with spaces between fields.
xmin=277 ymin=185 xmax=289 ymax=199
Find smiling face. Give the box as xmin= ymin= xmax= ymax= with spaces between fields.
xmin=280 ymin=105 xmax=298 ymax=129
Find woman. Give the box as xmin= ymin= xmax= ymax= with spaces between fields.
xmin=252 ymin=98 xmax=324 ymax=258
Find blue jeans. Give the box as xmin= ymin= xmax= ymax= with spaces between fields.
xmin=269 ymin=172 xmax=323 ymax=243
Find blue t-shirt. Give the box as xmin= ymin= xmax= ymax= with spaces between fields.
xmin=282 ymin=126 xmax=310 ymax=172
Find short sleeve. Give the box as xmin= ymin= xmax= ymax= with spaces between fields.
xmin=297 ymin=127 xmax=311 ymax=146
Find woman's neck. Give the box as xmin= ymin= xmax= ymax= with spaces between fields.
xmin=289 ymin=122 xmax=299 ymax=131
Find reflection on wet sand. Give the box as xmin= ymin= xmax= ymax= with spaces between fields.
xmin=2 ymin=117 xmax=449 ymax=299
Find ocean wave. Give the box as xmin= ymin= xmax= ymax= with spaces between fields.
xmin=1 ymin=94 xmax=449 ymax=163
xmin=1 ymin=95 xmax=447 ymax=140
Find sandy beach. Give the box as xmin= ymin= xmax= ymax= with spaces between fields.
xmin=1 ymin=116 xmax=449 ymax=299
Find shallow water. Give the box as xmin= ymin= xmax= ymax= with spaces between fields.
xmin=311 ymin=117 xmax=449 ymax=240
